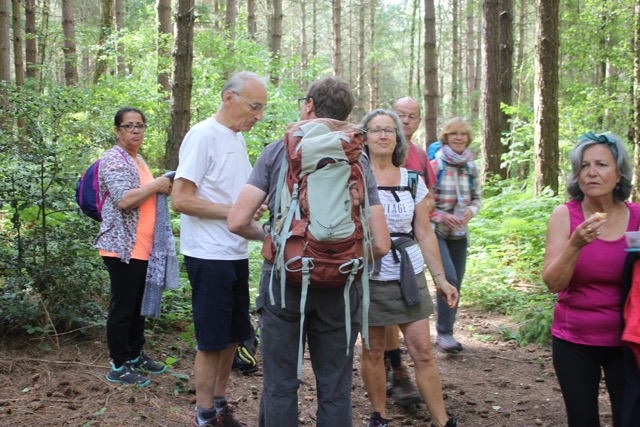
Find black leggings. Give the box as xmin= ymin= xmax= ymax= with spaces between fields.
xmin=103 ymin=257 xmax=148 ymax=367
xmin=552 ymin=336 xmax=623 ymax=427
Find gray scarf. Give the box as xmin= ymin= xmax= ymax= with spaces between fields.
xmin=141 ymin=194 xmax=180 ymax=318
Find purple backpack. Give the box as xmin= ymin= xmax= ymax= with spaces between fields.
xmin=76 ymin=149 xmax=127 ymax=221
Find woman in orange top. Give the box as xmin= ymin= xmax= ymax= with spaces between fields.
xmin=95 ymin=107 xmax=173 ymax=386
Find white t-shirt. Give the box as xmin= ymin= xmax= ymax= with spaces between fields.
xmin=371 ymin=168 xmax=429 ymax=281
xmin=175 ymin=117 xmax=253 ymax=260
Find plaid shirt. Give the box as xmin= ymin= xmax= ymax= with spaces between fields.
xmin=430 ymin=156 xmax=481 ymax=238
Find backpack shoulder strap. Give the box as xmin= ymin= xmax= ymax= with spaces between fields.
xmin=416 ymin=146 xmax=429 ymax=186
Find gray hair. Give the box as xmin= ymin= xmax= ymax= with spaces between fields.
xmin=566 ymin=132 xmax=632 ymax=201
xmin=220 ymin=71 xmax=267 ymax=100
xmin=359 ymin=109 xmax=408 ymax=167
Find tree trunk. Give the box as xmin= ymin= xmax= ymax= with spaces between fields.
xmin=633 ymin=2 xmax=640 ymax=202
xmin=423 ymin=0 xmax=438 ymax=145
xmin=24 ymin=0 xmax=36 ymax=80
xmin=157 ymin=0 xmax=171 ymax=94
xmin=312 ymin=0 xmax=317 ymax=57
xmin=499 ymin=0 xmax=513 ymax=174
xmin=0 ymin=0 xmax=10 ymax=125
xmin=12 ymin=0 xmax=24 ymax=87
xmin=225 ymin=0 xmax=236 ymax=41
xmin=451 ymin=0 xmax=459 ymax=115
xmin=465 ymin=0 xmax=476 ymax=122
xmin=269 ymin=0 xmax=283 ymax=86
xmin=332 ymin=0 xmax=341 ymax=76
xmin=300 ymin=0 xmax=308 ymax=83
xmin=37 ymin=0 xmax=50 ymax=89
xmin=354 ymin=0 xmax=366 ymax=121
xmin=408 ymin=0 xmax=418 ymax=97
xmin=61 ymin=0 xmax=78 ymax=86
xmin=516 ymin=0 xmax=526 ymax=107
xmin=247 ymin=0 xmax=256 ymax=39
xmin=481 ymin=0 xmax=505 ymax=179
xmin=93 ymin=0 xmax=114 ymax=84
xmin=165 ymin=0 xmax=194 ymax=171
xmin=369 ymin=0 xmax=378 ymax=109
xmin=533 ymin=0 xmax=559 ymax=195
xmin=115 ymin=0 xmax=125 ymax=76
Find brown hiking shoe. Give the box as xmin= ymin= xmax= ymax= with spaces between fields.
xmin=391 ymin=364 xmax=422 ymax=406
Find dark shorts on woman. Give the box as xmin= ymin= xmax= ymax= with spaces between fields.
xmin=185 ymin=256 xmax=253 ymax=351
xmin=369 ymin=272 xmax=434 ymax=326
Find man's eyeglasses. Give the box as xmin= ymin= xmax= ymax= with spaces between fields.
xmin=119 ymin=123 xmax=148 ymax=132
xmin=297 ymin=97 xmax=309 ymax=108
xmin=232 ymin=91 xmax=266 ymax=112
xmin=367 ymin=127 xmax=397 ymax=136
xmin=397 ymin=113 xmax=419 ymax=121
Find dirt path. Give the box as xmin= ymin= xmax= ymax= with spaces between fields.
xmin=0 ymin=306 xmax=613 ymax=426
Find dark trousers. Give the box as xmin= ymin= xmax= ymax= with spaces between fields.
xmin=552 ymin=336 xmax=623 ymax=427
xmin=103 ymin=257 xmax=148 ymax=367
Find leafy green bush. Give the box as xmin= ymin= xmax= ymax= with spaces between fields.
xmin=464 ymin=178 xmax=561 ymax=346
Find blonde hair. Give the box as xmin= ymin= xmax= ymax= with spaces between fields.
xmin=438 ymin=117 xmax=473 ymax=146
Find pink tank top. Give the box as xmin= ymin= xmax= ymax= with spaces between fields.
xmin=551 ymin=199 xmax=640 ymax=346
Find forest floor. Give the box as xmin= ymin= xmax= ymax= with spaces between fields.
xmin=0 ymin=303 xmax=615 ymax=427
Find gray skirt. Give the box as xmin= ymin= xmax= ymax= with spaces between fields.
xmin=368 ymin=272 xmax=435 ymax=327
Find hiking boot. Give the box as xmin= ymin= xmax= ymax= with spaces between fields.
xmin=435 ymin=334 xmax=462 ymax=353
xmin=190 ymin=416 xmax=215 ymax=427
xmin=105 ymin=361 xmax=151 ymax=386
xmin=130 ymin=350 xmax=167 ymax=374
xmin=367 ymin=411 xmax=389 ymax=427
xmin=391 ymin=365 xmax=422 ymax=406
xmin=215 ymin=404 xmax=249 ymax=427
xmin=384 ymin=357 xmax=393 ymax=396
xmin=431 ymin=417 xmax=458 ymax=427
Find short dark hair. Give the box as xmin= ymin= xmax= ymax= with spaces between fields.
xmin=306 ymin=77 xmax=354 ymax=121
xmin=114 ymin=107 xmax=146 ymax=126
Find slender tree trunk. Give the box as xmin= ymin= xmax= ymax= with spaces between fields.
xmin=516 ymin=0 xmax=526 ymax=107
xmin=408 ymin=0 xmax=418 ymax=97
xmin=225 ymin=0 xmax=236 ymax=46
xmin=533 ymin=0 xmax=559 ymax=195
xmin=354 ymin=0 xmax=366 ymax=121
xmin=474 ymin=15 xmax=482 ymax=122
xmin=0 ymin=0 xmax=10 ymax=127
xmin=332 ymin=0 xmax=342 ymax=76
xmin=465 ymin=0 xmax=475 ymax=120
xmin=12 ymin=0 xmax=24 ymax=87
xmin=269 ymin=0 xmax=283 ymax=86
xmin=24 ymin=0 xmax=36 ymax=80
xmin=166 ymin=0 xmax=194 ymax=170
xmin=37 ymin=0 xmax=50 ymax=89
xmin=482 ymin=0 xmax=504 ymax=179
xmin=451 ymin=0 xmax=459 ymax=115
xmin=633 ymin=2 xmax=640 ymax=202
xmin=247 ymin=0 xmax=257 ymax=39
xmin=93 ymin=0 xmax=114 ymax=84
xmin=115 ymin=0 xmax=125 ymax=76
xmin=312 ymin=0 xmax=317 ymax=57
xmin=499 ymin=0 xmax=513 ymax=175
xmin=423 ymin=0 xmax=438 ymax=144
xmin=62 ymin=0 xmax=78 ymax=86
xmin=157 ymin=0 xmax=171 ymax=94
xmin=369 ymin=0 xmax=378 ymax=109
xmin=300 ymin=0 xmax=308 ymax=84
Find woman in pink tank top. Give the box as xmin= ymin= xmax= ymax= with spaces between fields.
xmin=542 ymin=132 xmax=640 ymax=427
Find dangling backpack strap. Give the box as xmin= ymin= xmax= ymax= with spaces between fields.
xmin=356 ymin=161 xmax=372 ymax=351
xmin=295 ymin=257 xmax=313 ymax=379
xmin=268 ymin=151 xmax=290 ymax=306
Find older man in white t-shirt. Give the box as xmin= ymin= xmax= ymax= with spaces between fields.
xmin=172 ymin=71 xmax=268 ymax=427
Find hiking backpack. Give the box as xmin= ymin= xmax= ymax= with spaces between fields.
xmin=261 ymin=118 xmax=373 ymax=379
xmin=75 ymin=148 xmax=128 ymax=221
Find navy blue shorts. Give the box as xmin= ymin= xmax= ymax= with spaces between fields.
xmin=185 ymin=256 xmax=253 ymax=351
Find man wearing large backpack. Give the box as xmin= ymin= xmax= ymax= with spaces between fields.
xmin=228 ymin=77 xmax=390 ymax=427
